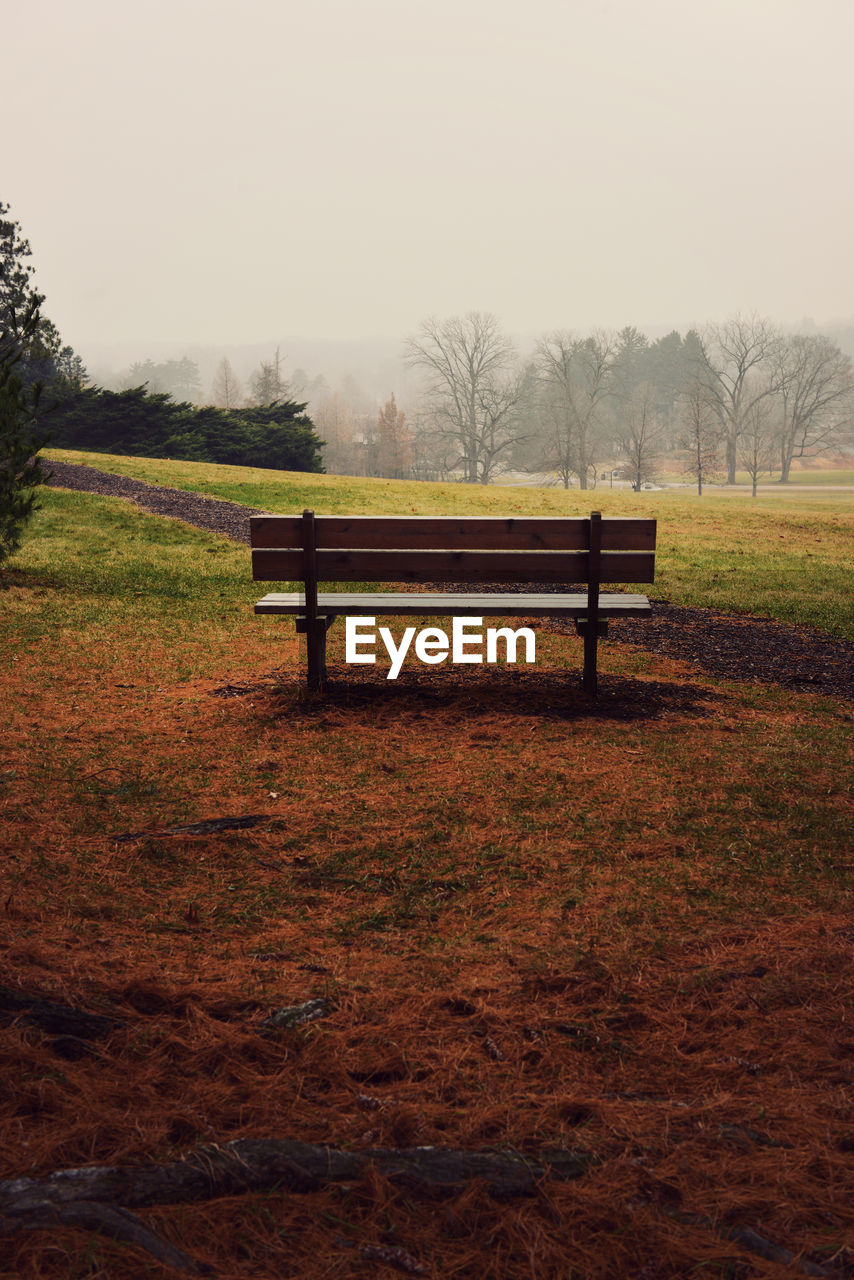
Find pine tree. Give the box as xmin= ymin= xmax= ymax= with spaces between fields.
xmin=0 ymin=200 xmax=86 ymax=392
xmin=249 ymin=347 xmax=288 ymax=406
xmin=0 ymin=304 xmax=50 ymax=566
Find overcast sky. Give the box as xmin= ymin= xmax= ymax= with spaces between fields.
xmin=3 ymin=0 xmax=853 ymax=351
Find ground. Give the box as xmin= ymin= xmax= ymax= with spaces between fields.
xmin=0 ymin=464 xmax=851 ymax=1279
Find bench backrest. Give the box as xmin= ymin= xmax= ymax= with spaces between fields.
xmin=251 ymin=512 xmax=657 ymax=586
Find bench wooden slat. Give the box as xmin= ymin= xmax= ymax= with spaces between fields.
xmin=254 ymin=591 xmax=652 ymax=617
xmin=249 ymin=514 xmax=656 ymax=552
xmin=252 ymin=548 xmax=655 ymax=585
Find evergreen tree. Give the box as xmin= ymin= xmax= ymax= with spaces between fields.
xmin=0 ymin=304 xmax=50 ymax=566
xmin=0 ymin=201 xmax=86 ymax=393
xmin=49 ymin=385 xmax=325 ymax=472
xmin=0 ymin=205 xmax=38 ymax=337
xmin=249 ymin=347 xmax=289 ymax=406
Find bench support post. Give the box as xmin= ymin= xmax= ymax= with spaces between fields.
xmin=582 ymin=511 xmax=602 ymax=696
xmin=306 ymin=618 xmax=327 ymax=691
xmin=296 ymin=614 xmax=336 ymax=690
xmin=301 ymin=509 xmax=326 ymax=691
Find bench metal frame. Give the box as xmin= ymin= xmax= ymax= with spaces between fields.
xmin=251 ymin=509 xmax=656 ymax=695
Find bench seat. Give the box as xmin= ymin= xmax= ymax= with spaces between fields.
xmin=254 ymin=591 xmax=652 ymax=618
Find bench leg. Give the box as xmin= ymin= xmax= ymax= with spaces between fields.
xmin=306 ymin=618 xmax=328 ymax=692
xmin=582 ymin=627 xmax=598 ymax=696
xmin=575 ymin=618 xmax=608 ymax=697
xmin=296 ymin=616 xmax=337 ymax=691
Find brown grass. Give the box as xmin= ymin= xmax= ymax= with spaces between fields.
xmin=2 ymin=620 xmax=853 ymax=1278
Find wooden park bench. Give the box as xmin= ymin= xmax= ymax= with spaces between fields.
xmin=251 ymin=510 xmax=656 ymax=695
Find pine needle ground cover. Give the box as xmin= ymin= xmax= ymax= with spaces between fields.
xmin=1 ymin=480 xmax=852 ymax=1279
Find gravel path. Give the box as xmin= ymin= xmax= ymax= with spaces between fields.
xmin=565 ymin=607 xmax=853 ymax=703
xmin=47 ymin=459 xmax=262 ymax=543
xmin=47 ymin=459 xmax=853 ymax=701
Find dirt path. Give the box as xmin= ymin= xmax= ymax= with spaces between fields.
xmin=588 ymin=606 xmax=853 ymax=702
xmin=47 ymin=458 xmax=854 ymax=701
xmin=47 ymin=458 xmax=263 ymax=543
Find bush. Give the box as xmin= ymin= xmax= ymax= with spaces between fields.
xmin=48 ymin=387 xmax=325 ymax=472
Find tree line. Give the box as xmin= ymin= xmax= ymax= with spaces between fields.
xmin=47 ymin=343 xmax=325 ymax=473
xmin=110 ymin=351 xmax=413 ymax=481
xmin=272 ymin=314 xmax=852 ymax=491
xmin=48 ymin=388 xmax=323 ymax=473
xmin=4 ymin=192 xmax=852 ymax=518
xmin=401 ymin=313 xmax=853 ymax=492
xmin=119 ymin=347 xmax=328 ymax=415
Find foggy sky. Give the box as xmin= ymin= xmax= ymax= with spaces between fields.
xmin=3 ymin=0 xmax=853 ymax=350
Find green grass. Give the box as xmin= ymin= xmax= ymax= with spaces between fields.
xmin=728 ymin=468 xmax=854 ymax=487
xmin=40 ymin=449 xmax=854 ymax=638
xmin=670 ymin=468 xmax=854 ymax=488
xmin=48 ymin=448 xmax=854 ymax=498
xmin=5 ymin=488 xmax=251 ymax=607
xmin=0 ymin=488 xmax=262 ymax=682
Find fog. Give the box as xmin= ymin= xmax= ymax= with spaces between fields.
xmin=3 ymin=0 xmax=854 ymax=365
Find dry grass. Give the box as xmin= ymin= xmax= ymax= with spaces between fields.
xmin=1 ymin=486 xmax=853 ymax=1278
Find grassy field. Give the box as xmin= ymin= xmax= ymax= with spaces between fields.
xmin=738 ymin=468 xmax=854 ymax=486
xmin=45 ymin=448 xmax=854 ymax=638
xmin=1 ymin=466 xmax=852 ymax=1278
xmin=47 ymin=449 xmax=854 ymax=493
xmin=679 ymin=469 xmax=854 ymax=488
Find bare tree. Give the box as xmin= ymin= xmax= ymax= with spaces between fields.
xmin=737 ymin=385 xmax=778 ymax=496
xmin=404 ymin=312 xmax=523 ymax=484
xmin=536 ymin=331 xmax=616 ymax=489
xmin=474 ymin=369 xmax=528 ymax=484
xmin=210 ymin=356 xmax=244 ymax=409
xmin=314 ymin=391 xmax=360 ymax=475
xmin=773 ymin=334 xmax=852 ymax=482
xmin=408 ymin=409 xmax=464 ymax=481
xmin=700 ymin=315 xmax=784 ymax=484
xmin=615 ymin=381 xmax=666 ymax=490
xmin=678 ymin=378 xmax=720 ymax=496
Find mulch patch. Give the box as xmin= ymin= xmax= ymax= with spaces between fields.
xmin=553 ymin=603 xmax=854 ymax=703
